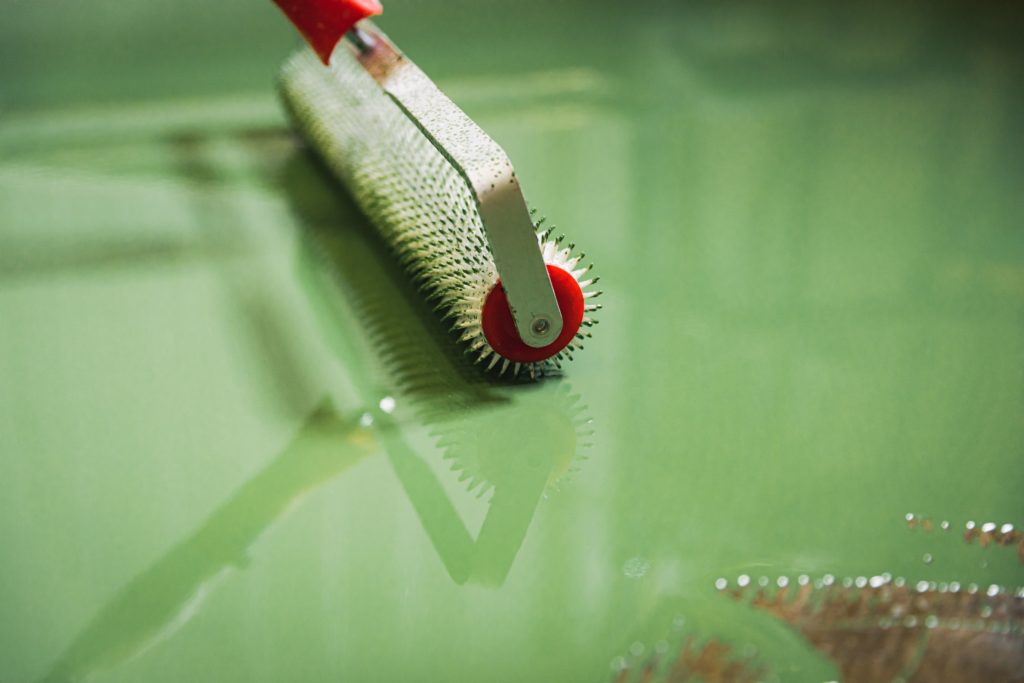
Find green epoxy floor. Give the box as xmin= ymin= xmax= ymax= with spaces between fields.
xmin=2 ymin=3 xmax=1023 ymax=681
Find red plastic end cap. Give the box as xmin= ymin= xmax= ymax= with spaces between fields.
xmin=481 ymin=265 xmax=585 ymax=364
xmin=274 ymin=0 xmax=383 ymax=64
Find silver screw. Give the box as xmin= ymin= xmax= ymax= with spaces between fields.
xmin=531 ymin=317 xmax=550 ymax=337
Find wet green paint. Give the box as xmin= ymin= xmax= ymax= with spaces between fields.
xmin=1 ymin=2 xmax=1022 ymax=681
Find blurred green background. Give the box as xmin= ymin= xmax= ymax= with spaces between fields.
xmin=3 ymin=0 xmax=624 ymax=110
xmin=2 ymin=1 xmax=1023 ymax=682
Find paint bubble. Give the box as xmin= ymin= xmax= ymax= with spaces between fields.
xmin=622 ymin=557 xmax=651 ymax=579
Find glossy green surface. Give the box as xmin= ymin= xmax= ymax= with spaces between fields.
xmin=2 ymin=3 xmax=1023 ymax=681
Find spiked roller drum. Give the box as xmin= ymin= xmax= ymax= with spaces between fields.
xmin=275 ymin=5 xmax=600 ymax=378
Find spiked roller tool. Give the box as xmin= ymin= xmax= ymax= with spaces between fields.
xmin=274 ymin=1 xmax=600 ymax=377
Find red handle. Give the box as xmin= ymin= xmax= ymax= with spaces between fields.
xmin=273 ymin=0 xmax=382 ymax=64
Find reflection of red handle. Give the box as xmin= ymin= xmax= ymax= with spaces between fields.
xmin=273 ymin=0 xmax=382 ymax=64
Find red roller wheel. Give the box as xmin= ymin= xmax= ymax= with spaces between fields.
xmin=481 ymin=265 xmax=585 ymax=364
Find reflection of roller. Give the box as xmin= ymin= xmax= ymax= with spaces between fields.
xmin=287 ymin=156 xmax=592 ymax=585
xmin=382 ymin=382 xmax=590 ymax=586
xmin=39 ymin=400 xmax=374 ymax=683
xmin=432 ymin=384 xmax=590 ymax=585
